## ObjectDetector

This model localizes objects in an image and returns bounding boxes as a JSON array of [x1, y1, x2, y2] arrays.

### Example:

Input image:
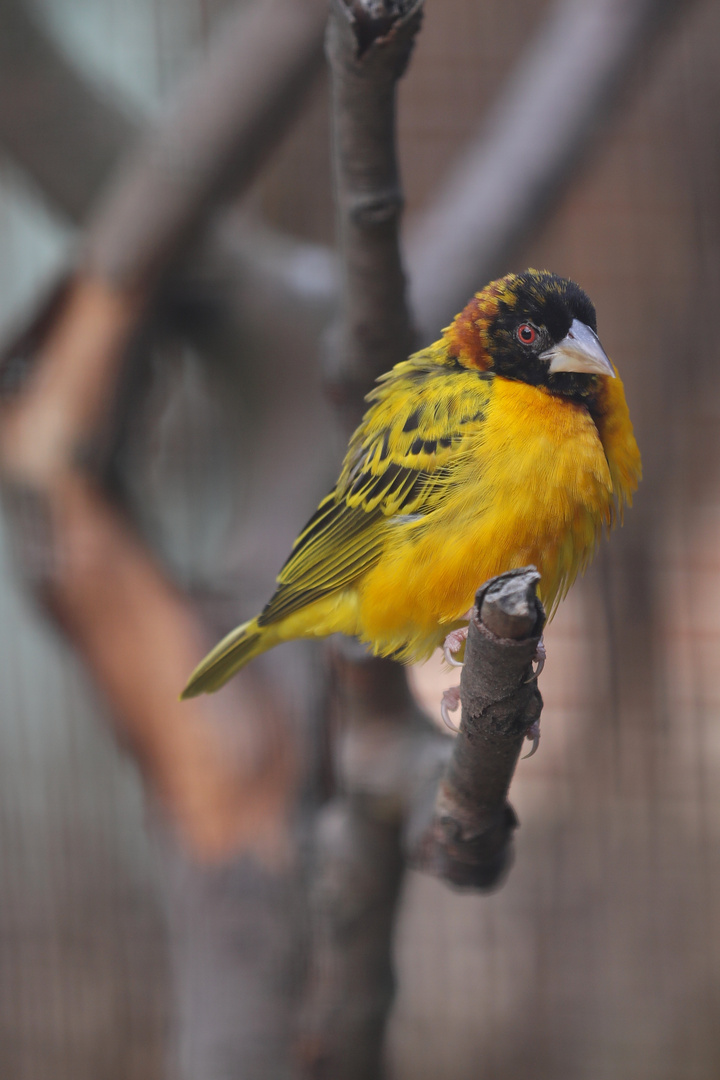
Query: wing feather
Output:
[[258, 353, 492, 628]]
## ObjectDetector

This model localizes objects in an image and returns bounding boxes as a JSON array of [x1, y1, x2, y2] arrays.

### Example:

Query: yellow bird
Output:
[[182, 269, 641, 699]]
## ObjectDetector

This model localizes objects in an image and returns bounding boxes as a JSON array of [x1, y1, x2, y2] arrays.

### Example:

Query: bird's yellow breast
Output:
[[357, 377, 614, 658]]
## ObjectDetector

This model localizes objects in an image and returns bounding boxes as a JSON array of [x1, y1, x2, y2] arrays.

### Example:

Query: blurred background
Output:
[[0, 0, 719, 1077]]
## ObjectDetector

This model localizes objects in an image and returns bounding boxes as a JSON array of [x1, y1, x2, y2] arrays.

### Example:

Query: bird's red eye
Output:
[[517, 323, 536, 345]]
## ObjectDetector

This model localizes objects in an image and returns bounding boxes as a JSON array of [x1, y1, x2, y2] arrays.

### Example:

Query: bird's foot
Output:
[[440, 685, 461, 732], [522, 637, 545, 756], [442, 610, 474, 667], [525, 635, 546, 682], [522, 719, 541, 759], [443, 628, 467, 668]]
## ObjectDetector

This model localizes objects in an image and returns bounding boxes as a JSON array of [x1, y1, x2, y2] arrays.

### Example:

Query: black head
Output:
[[445, 269, 614, 401]]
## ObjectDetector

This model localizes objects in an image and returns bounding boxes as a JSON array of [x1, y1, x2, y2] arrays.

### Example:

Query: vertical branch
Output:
[[300, 782, 404, 1078], [301, 2, 424, 1077], [324, 0, 422, 419]]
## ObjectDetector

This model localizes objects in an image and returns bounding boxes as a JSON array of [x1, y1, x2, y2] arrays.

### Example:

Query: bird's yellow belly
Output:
[[357, 380, 614, 659]]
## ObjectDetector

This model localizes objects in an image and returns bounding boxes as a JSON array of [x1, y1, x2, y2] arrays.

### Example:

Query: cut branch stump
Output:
[[413, 567, 545, 889]]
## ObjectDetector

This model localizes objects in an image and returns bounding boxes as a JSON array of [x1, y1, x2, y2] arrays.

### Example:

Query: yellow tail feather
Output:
[[181, 618, 268, 698]]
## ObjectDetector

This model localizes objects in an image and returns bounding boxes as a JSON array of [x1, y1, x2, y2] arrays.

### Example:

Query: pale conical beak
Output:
[[541, 319, 615, 378]]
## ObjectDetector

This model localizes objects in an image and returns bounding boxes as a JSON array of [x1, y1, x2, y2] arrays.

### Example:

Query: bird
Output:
[[181, 269, 641, 703]]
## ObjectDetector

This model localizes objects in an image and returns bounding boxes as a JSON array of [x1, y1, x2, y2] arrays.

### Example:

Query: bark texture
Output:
[[324, 0, 422, 416], [299, 3, 425, 1076], [414, 569, 545, 889]]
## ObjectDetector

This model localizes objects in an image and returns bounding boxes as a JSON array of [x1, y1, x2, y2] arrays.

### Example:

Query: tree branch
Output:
[[0, 0, 330, 860], [0, 0, 137, 223], [409, 0, 690, 335], [0, 0, 336, 351], [411, 569, 545, 889], [299, 793, 404, 1079], [299, 2, 425, 1075], [86, 0, 327, 292], [323, 0, 421, 418], [298, 646, 445, 1079]]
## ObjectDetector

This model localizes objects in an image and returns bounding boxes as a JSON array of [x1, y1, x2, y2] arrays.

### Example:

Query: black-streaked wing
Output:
[[258, 360, 491, 628]]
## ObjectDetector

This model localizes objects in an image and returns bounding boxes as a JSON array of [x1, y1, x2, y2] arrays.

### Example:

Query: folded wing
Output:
[[258, 355, 491, 628]]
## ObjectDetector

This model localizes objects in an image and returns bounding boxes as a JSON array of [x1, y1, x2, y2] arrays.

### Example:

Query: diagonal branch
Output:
[[0, 0, 137, 222], [411, 569, 545, 889], [86, 0, 327, 292], [0, 0, 329, 861], [409, 0, 690, 335], [0, 288, 296, 863], [0, 0, 334, 348]]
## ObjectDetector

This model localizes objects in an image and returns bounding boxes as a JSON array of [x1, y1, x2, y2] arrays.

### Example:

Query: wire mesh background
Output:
[[1, 0, 720, 1077]]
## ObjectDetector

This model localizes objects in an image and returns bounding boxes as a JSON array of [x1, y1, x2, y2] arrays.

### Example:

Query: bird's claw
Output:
[[440, 685, 461, 732], [443, 626, 468, 668], [522, 719, 541, 759], [525, 635, 546, 683]]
